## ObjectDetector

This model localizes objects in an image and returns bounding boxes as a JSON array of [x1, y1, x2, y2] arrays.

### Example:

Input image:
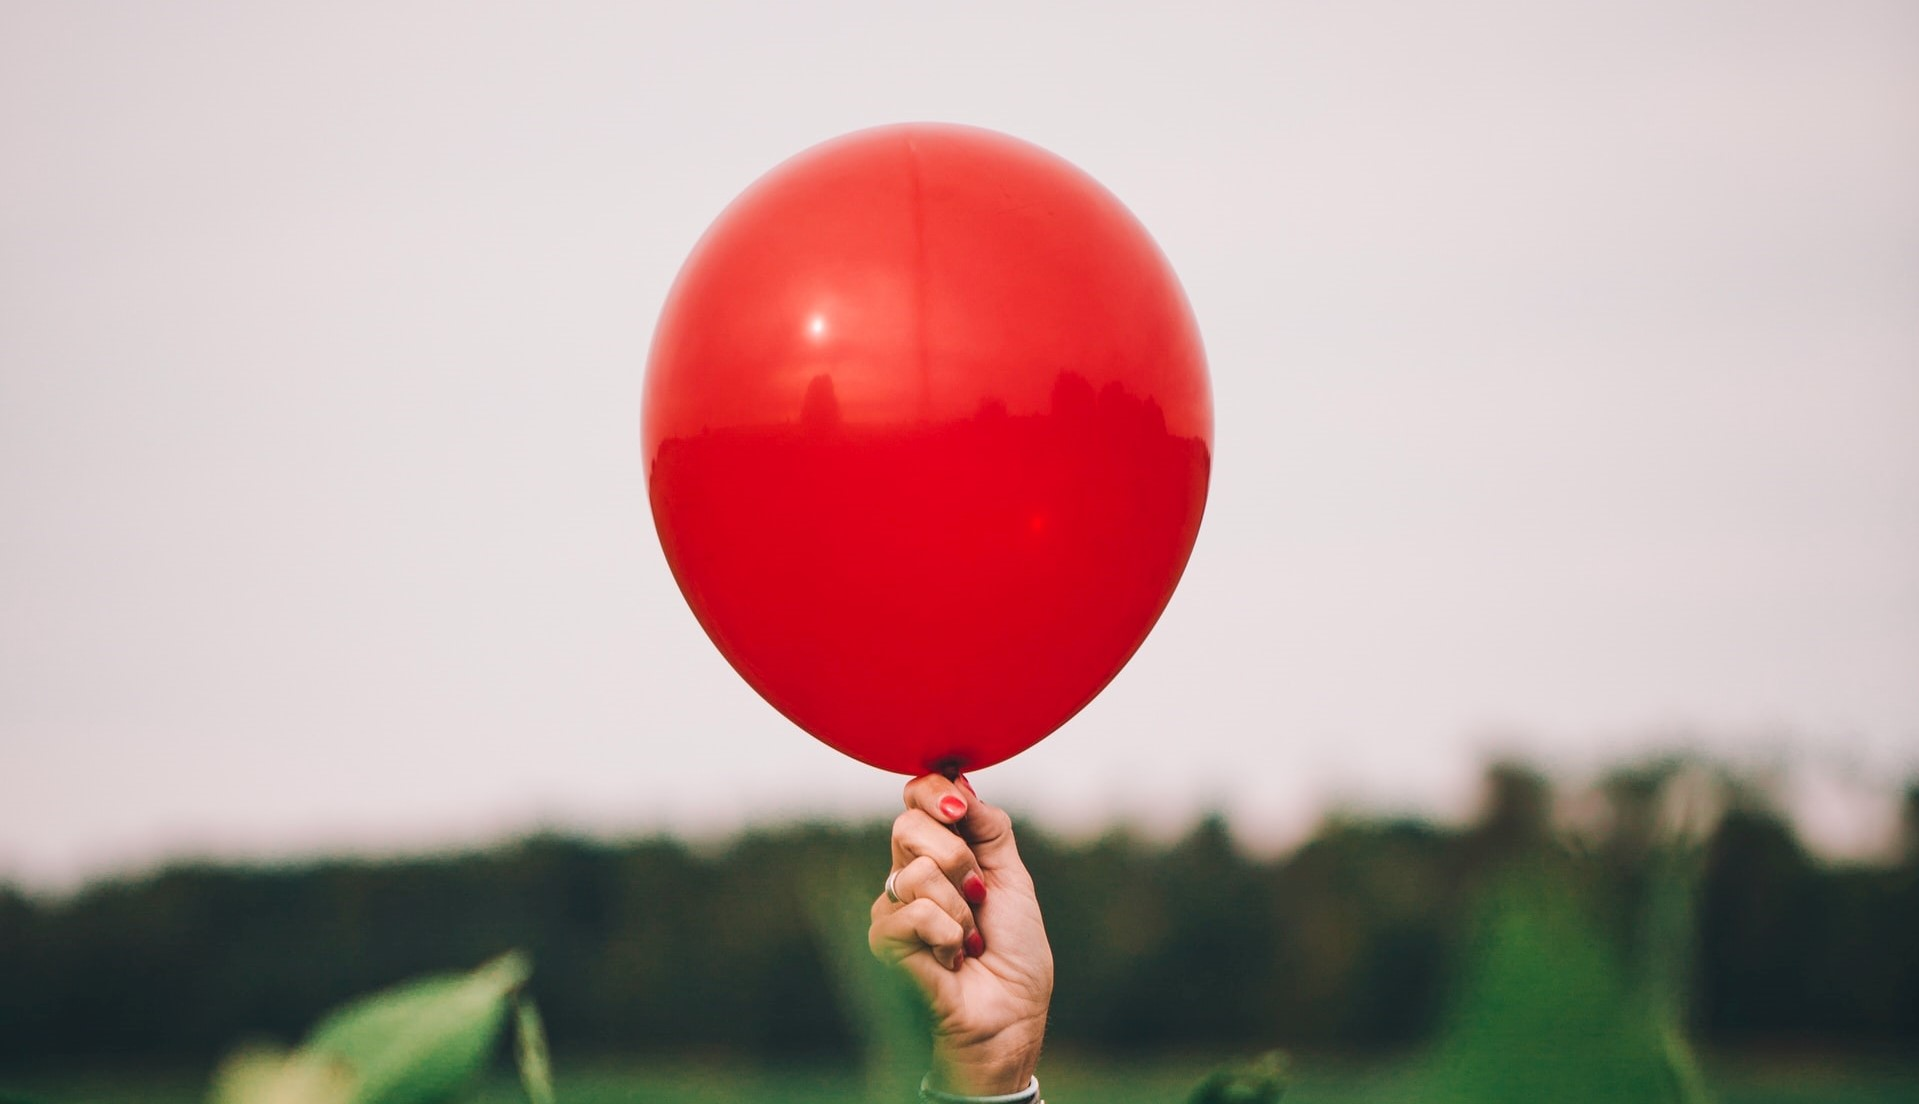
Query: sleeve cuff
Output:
[[919, 1073, 1041, 1104]]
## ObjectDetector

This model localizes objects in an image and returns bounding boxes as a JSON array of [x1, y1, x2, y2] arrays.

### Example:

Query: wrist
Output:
[[930, 1022, 1044, 1097]]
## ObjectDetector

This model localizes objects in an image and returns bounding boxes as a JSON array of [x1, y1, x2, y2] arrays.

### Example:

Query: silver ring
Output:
[[884, 869, 903, 905]]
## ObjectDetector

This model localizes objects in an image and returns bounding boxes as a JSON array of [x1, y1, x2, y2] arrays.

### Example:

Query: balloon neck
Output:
[[931, 758, 964, 781]]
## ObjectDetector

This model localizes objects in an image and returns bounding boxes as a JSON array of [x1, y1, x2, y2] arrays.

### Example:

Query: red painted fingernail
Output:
[[956, 774, 977, 797], [939, 795, 967, 821], [951, 947, 966, 970], [963, 873, 987, 904], [965, 930, 985, 958]]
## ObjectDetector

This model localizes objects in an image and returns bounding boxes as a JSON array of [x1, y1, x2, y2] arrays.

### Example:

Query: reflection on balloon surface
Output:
[[645, 124, 1211, 775]]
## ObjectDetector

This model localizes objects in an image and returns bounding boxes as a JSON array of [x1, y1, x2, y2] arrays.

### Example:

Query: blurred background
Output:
[[2, 2, 1915, 1100]]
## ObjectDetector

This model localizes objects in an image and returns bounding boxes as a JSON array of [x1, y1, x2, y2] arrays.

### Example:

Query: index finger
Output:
[[903, 772, 1021, 870]]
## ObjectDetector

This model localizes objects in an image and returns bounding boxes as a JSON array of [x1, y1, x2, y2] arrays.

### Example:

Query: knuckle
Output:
[[896, 808, 937, 842], [905, 898, 959, 944], [903, 854, 941, 888], [902, 774, 945, 812], [934, 832, 973, 870]]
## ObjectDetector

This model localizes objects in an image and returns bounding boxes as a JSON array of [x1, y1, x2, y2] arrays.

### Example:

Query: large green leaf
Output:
[[298, 952, 528, 1104]]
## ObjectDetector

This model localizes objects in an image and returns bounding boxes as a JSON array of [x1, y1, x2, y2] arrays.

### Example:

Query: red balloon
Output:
[[644, 123, 1211, 775]]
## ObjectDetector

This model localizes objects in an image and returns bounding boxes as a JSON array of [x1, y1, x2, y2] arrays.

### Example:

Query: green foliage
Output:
[[1424, 869, 1708, 1104], [513, 998, 554, 1104], [802, 865, 933, 1104], [209, 953, 548, 1104], [307, 952, 523, 1103], [210, 1049, 355, 1104], [1184, 1051, 1289, 1104], [1420, 761, 1723, 1103], [1, 758, 1913, 1081]]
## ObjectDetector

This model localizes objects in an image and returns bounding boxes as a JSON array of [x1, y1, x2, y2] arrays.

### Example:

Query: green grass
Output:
[[8, 1055, 1918, 1104]]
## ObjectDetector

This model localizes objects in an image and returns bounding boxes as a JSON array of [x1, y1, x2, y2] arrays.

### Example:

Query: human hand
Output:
[[869, 773, 1054, 1097]]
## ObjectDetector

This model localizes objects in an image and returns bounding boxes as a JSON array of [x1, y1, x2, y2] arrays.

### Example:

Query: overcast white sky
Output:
[[3, 2, 1916, 890]]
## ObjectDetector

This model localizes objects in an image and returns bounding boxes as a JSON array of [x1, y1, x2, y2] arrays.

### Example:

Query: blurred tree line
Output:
[[0, 760, 1914, 1070]]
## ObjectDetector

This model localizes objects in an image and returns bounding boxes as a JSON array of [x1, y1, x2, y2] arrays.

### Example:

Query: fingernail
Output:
[[963, 873, 987, 905], [965, 930, 985, 958], [951, 947, 966, 970], [957, 774, 977, 797], [938, 795, 967, 821]]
